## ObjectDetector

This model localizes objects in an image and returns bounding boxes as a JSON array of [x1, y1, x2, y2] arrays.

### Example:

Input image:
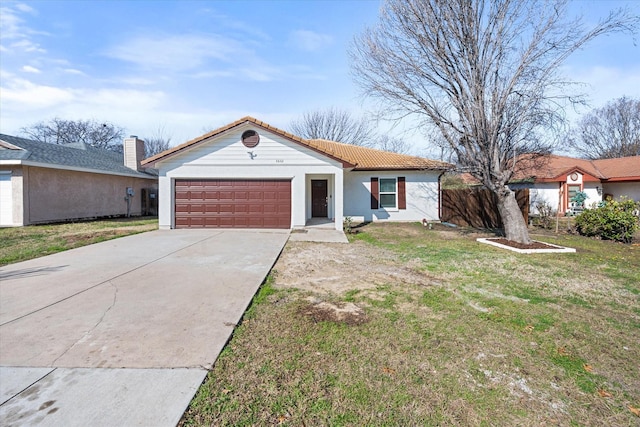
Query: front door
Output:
[[311, 180, 328, 217]]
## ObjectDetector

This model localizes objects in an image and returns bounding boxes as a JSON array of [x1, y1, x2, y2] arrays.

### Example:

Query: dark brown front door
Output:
[[311, 180, 328, 217]]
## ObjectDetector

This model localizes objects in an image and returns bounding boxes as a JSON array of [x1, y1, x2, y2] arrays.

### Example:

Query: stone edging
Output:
[[476, 238, 576, 254]]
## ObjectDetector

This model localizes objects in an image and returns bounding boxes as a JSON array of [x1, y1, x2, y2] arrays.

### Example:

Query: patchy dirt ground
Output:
[[272, 240, 437, 295]]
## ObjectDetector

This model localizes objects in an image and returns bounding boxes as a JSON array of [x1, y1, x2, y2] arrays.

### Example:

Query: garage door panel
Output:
[[248, 204, 264, 213], [175, 179, 291, 229]]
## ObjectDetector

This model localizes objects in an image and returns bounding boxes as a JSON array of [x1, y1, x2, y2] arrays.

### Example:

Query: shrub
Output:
[[343, 216, 354, 234], [574, 197, 640, 243], [533, 201, 556, 229]]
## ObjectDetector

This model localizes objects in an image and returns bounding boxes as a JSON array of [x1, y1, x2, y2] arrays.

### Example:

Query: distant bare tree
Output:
[[290, 108, 376, 146], [21, 118, 125, 152], [143, 126, 173, 157], [374, 134, 412, 154], [569, 96, 640, 159], [351, 0, 638, 243]]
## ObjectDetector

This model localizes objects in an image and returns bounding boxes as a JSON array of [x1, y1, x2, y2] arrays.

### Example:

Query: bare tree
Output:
[[569, 96, 640, 159], [374, 134, 412, 154], [350, 0, 638, 243], [290, 107, 415, 153], [21, 118, 125, 152], [289, 107, 376, 146], [143, 125, 173, 158]]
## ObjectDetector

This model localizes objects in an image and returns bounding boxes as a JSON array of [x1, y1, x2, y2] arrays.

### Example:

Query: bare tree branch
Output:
[[20, 117, 125, 152], [569, 96, 640, 159], [290, 107, 417, 154], [289, 107, 376, 147], [350, 0, 638, 243], [143, 125, 173, 158], [374, 134, 413, 155]]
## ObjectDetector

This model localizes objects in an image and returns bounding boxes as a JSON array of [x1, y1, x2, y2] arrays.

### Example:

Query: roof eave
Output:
[[352, 166, 451, 172], [3, 160, 157, 179], [142, 116, 357, 168], [602, 175, 640, 182]]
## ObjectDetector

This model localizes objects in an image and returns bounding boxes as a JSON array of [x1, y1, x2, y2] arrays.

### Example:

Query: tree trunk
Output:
[[496, 186, 532, 244]]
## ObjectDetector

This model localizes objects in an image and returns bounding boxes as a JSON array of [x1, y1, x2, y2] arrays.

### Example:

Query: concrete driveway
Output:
[[0, 229, 289, 426]]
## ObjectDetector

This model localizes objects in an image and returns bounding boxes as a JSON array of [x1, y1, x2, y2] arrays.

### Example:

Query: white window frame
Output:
[[378, 177, 397, 210]]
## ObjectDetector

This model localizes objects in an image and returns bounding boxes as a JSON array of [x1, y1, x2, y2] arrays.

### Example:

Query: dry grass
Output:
[[181, 222, 640, 426], [0, 217, 158, 266]]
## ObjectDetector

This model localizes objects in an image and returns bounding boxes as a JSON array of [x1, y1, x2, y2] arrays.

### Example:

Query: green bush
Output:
[[574, 197, 640, 243]]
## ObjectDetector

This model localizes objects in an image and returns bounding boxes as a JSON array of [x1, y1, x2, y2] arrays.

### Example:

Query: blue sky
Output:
[[1, 0, 639, 155]]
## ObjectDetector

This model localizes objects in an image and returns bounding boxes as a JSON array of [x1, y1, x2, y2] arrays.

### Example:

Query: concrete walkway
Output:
[[0, 229, 289, 426], [289, 218, 349, 243]]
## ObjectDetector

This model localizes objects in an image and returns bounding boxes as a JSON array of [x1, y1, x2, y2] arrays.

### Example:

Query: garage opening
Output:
[[175, 179, 291, 229]]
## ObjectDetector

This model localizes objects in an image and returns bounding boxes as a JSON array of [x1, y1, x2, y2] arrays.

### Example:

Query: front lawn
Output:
[[0, 217, 158, 266], [181, 222, 640, 426]]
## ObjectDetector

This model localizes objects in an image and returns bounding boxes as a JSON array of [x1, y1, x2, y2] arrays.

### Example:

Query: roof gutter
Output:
[[438, 171, 446, 221]]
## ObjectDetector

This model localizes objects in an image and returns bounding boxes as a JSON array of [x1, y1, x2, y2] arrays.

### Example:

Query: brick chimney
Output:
[[124, 135, 145, 171]]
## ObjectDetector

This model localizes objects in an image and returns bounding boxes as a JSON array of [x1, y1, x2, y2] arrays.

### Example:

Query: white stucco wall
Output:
[[155, 124, 344, 230], [603, 182, 640, 202], [581, 183, 602, 209], [512, 170, 607, 215], [511, 182, 559, 215], [344, 170, 441, 222]]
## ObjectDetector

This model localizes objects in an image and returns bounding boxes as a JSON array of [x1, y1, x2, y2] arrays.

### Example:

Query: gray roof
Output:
[[0, 134, 156, 178]]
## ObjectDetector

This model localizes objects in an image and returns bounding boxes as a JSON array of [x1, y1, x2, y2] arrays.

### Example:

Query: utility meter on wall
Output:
[[127, 187, 134, 196]]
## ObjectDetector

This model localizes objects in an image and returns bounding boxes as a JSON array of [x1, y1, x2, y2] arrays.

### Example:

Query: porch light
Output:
[[596, 186, 602, 196]]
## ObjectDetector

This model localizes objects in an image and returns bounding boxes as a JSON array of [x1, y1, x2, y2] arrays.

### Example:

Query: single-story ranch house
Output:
[[508, 154, 640, 215], [0, 135, 158, 226], [142, 116, 452, 230]]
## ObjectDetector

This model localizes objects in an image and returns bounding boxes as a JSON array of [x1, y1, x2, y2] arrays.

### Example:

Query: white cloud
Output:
[[63, 68, 86, 75], [14, 3, 36, 14], [10, 39, 45, 53], [190, 70, 235, 79], [0, 73, 166, 135], [117, 76, 159, 86], [106, 33, 240, 71], [105, 32, 283, 82], [1, 77, 74, 110], [239, 63, 282, 82], [0, 3, 45, 53], [0, 5, 24, 40], [21, 65, 40, 73], [289, 30, 333, 52], [198, 8, 271, 42]]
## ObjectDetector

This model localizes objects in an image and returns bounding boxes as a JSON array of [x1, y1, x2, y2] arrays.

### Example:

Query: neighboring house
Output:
[[508, 154, 640, 215], [0, 135, 158, 226], [141, 116, 452, 230]]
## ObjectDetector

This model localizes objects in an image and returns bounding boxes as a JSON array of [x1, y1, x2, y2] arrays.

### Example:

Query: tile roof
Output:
[[0, 134, 156, 178], [513, 154, 640, 182], [142, 116, 453, 171], [458, 154, 640, 185], [306, 138, 451, 170], [590, 156, 640, 181]]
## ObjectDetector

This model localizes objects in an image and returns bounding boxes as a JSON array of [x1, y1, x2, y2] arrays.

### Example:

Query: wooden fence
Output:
[[441, 188, 529, 228]]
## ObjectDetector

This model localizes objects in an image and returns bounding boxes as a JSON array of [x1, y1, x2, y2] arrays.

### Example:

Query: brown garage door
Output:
[[175, 179, 291, 229]]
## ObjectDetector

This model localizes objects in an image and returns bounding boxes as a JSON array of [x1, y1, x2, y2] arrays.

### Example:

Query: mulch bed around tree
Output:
[[488, 238, 561, 250]]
